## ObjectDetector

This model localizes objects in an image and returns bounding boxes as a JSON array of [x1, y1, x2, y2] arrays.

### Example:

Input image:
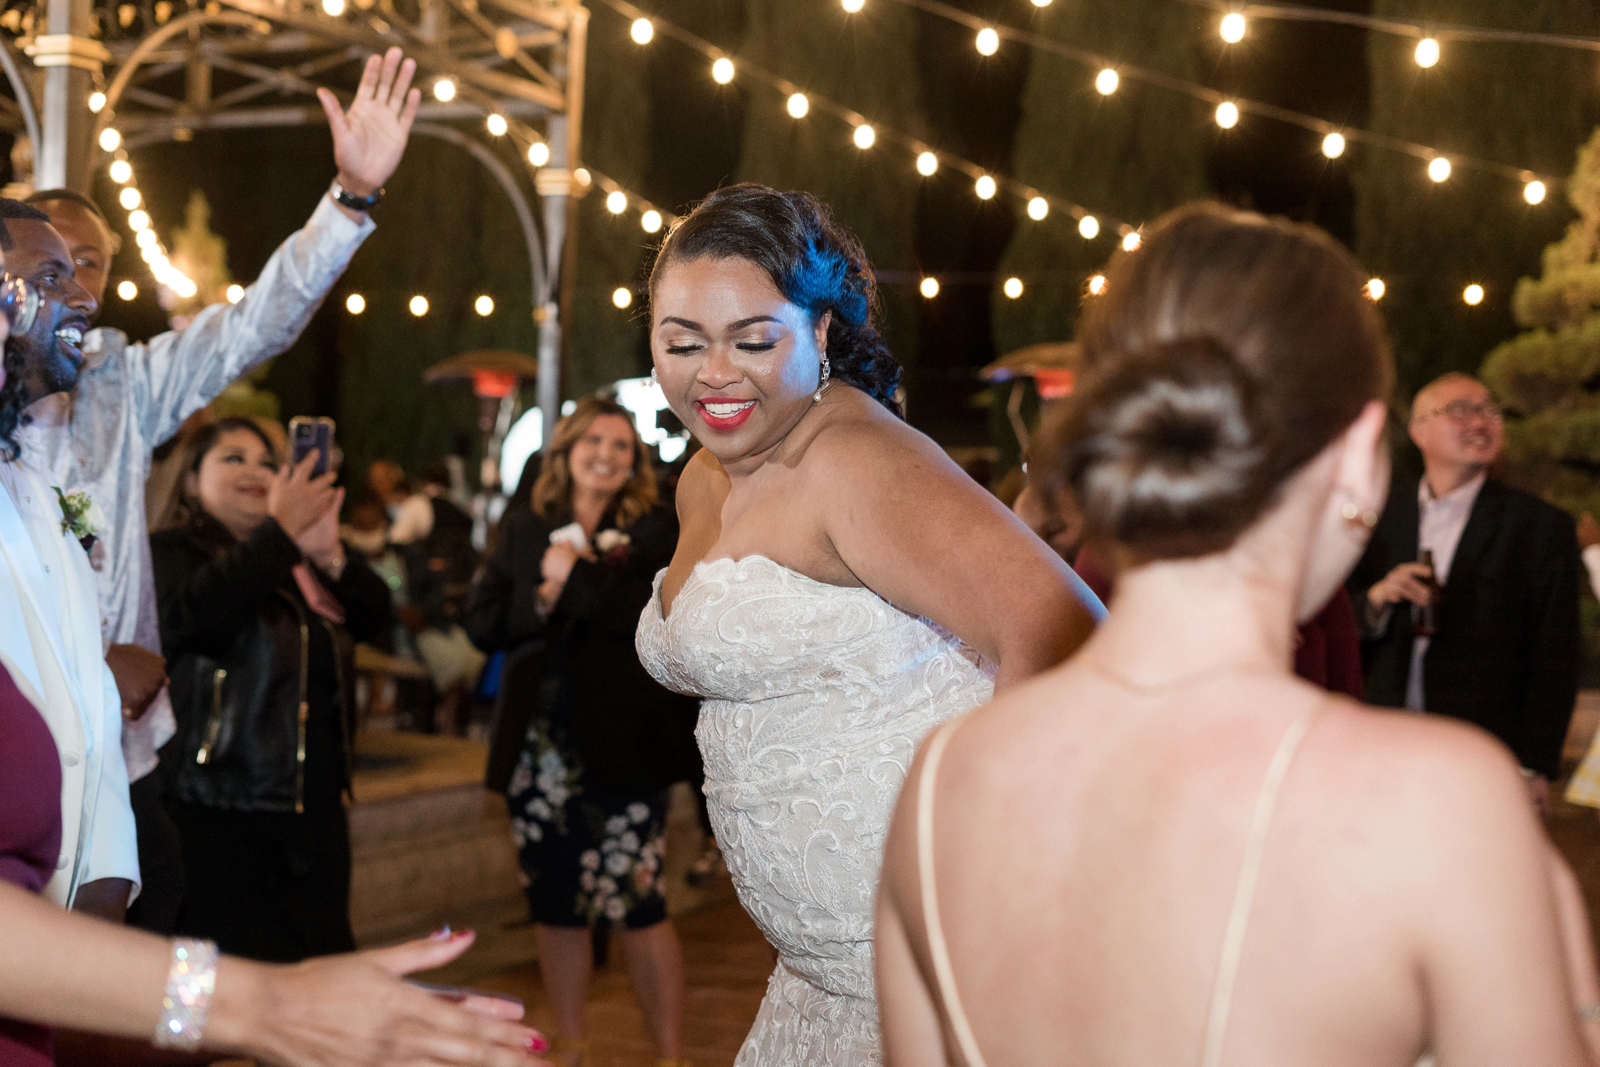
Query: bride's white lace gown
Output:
[[637, 555, 995, 1065]]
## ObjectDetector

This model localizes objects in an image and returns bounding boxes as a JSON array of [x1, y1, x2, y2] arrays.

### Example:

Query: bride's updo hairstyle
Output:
[[648, 183, 903, 414], [1041, 202, 1393, 561]]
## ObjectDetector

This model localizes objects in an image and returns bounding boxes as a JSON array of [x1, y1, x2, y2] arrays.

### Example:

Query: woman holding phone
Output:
[[152, 417, 392, 961]]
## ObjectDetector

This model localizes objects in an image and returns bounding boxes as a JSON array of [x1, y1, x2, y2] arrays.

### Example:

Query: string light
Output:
[[1525, 179, 1547, 205], [1030, 0, 1051, 6], [630, 17, 653, 44], [853, 124, 876, 149], [1003, 277, 1024, 299], [1365, 278, 1385, 301], [1121, 231, 1142, 252], [787, 93, 810, 119], [528, 142, 550, 167], [410, 295, 429, 316], [712, 57, 735, 84], [1027, 196, 1048, 220], [1078, 215, 1100, 240], [432, 78, 456, 102], [1094, 68, 1119, 95], [1322, 132, 1346, 159], [346, 293, 366, 314], [612, 287, 633, 309], [1219, 12, 1247, 43], [88, 91, 106, 113], [1414, 37, 1440, 68], [321, 0, 344, 15], [641, 209, 663, 233], [118, 187, 141, 210], [920, 277, 940, 299], [842, 0, 864, 11], [606, 190, 628, 214], [98, 127, 121, 152], [475, 295, 494, 316], [1087, 274, 1107, 296], [916, 151, 938, 176], [1428, 156, 1452, 183], [135, 228, 157, 250], [117, 280, 137, 300], [486, 113, 508, 137], [975, 175, 997, 200], [127, 209, 150, 231], [109, 159, 132, 184], [1463, 283, 1484, 305], [976, 27, 999, 56], [225, 284, 244, 304], [1215, 101, 1239, 129]]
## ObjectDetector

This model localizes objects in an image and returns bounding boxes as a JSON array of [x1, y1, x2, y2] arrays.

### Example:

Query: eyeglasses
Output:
[[0, 274, 38, 335], [1418, 399, 1503, 423]]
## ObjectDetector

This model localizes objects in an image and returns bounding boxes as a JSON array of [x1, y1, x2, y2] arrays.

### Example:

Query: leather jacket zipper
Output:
[[195, 668, 227, 764], [295, 612, 310, 814], [320, 618, 354, 787]]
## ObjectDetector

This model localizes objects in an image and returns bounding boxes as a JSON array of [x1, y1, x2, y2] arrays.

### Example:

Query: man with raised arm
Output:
[[17, 47, 420, 929]]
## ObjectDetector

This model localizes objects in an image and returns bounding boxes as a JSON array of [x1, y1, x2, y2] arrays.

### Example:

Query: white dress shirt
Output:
[[1405, 472, 1488, 711], [19, 194, 376, 783]]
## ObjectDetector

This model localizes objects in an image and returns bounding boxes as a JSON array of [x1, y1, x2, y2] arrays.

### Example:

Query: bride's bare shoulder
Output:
[[798, 389, 965, 486], [675, 448, 730, 521]]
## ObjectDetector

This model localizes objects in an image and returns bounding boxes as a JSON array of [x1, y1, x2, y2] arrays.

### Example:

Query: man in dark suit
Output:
[[1348, 372, 1580, 812]]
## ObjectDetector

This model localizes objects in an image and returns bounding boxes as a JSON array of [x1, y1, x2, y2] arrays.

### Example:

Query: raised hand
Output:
[[317, 47, 422, 202], [269, 452, 341, 542]]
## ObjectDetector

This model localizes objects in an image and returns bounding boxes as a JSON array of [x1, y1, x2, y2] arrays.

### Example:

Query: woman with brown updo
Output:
[[876, 203, 1600, 1066], [467, 397, 698, 1067]]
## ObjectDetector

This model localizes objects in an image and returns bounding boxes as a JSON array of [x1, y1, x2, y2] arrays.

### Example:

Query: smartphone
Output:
[[288, 416, 336, 477]]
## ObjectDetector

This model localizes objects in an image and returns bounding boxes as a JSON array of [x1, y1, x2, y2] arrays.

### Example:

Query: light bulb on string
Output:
[[1365, 278, 1385, 301], [346, 293, 366, 315], [109, 159, 132, 184], [1003, 277, 1024, 299], [1215, 101, 1239, 129], [1415, 37, 1440, 68], [975, 175, 997, 200], [1030, 0, 1051, 6], [527, 142, 550, 167], [119, 186, 141, 210], [712, 57, 735, 84], [135, 228, 157, 250], [226, 284, 244, 304], [920, 277, 940, 299], [1463, 283, 1484, 306], [1220, 12, 1246, 43], [1322, 132, 1346, 159], [321, 0, 344, 15], [1027, 197, 1048, 220], [1525, 179, 1547, 205], [117, 280, 137, 301], [475, 295, 494, 316], [787, 93, 810, 119], [641, 210, 663, 234], [1087, 274, 1107, 296], [1094, 68, 1119, 95], [841, 0, 864, 12], [1122, 231, 1142, 252], [409, 295, 429, 317], [916, 151, 938, 176], [574, 168, 591, 187], [486, 113, 508, 137], [606, 190, 628, 214], [612, 287, 633, 309], [140, 246, 158, 265], [99, 127, 121, 152], [630, 17, 653, 44], [128, 209, 150, 231], [853, 124, 876, 149], [88, 91, 106, 113], [976, 28, 999, 56], [432, 78, 456, 102], [1428, 156, 1452, 183], [1078, 215, 1100, 240]]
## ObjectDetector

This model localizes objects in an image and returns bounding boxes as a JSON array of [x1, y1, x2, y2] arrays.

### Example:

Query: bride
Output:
[[636, 183, 1102, 1065]]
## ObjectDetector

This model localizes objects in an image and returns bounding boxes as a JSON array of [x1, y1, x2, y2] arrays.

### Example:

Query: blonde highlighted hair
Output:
[[532, 396, 658, 529]]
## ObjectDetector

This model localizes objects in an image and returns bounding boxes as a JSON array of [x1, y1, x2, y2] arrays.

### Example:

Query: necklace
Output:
[[1081, 654, 1282, 696]]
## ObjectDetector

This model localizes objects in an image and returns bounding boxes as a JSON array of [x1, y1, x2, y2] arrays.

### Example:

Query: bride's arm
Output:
[[818, 422, 1100, 690]]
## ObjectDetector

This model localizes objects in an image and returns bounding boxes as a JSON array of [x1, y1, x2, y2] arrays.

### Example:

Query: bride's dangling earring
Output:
[[650, 366, 659, 386], [813, 353, 831, 403]]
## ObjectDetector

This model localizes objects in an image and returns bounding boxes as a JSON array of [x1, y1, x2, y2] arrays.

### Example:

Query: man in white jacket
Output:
[[17, 47, 420, 926]]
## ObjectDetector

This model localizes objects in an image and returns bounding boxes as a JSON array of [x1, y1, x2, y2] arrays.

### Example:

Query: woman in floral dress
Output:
[[467, 398, 700, 1067]]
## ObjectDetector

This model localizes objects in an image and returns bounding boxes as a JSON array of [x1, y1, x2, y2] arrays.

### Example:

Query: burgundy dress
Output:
[[0, 665, 63, 1067]]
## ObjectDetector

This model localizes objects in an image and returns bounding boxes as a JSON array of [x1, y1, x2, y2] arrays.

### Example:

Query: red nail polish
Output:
[[526, 1035, 548, 1052], [451, 928, 475, 941]]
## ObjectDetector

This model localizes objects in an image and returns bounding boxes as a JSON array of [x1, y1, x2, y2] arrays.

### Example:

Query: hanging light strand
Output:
[[103, 151, 198, 299]]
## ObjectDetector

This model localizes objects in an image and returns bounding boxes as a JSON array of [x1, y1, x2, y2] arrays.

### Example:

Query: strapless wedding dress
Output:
[[637, 555, 995, 1065]]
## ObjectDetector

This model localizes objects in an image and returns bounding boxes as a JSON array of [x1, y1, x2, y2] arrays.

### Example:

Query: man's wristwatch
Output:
[[330, 180, 384, 212]]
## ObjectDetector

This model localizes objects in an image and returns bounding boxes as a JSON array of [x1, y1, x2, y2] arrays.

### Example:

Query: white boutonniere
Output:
[[594, 530, 631, 553], [53, 487, 104, 552]]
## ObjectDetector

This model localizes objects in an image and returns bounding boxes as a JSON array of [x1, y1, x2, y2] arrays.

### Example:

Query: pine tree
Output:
[[1481, 127, 1600, 518], [991, 0, 1209, 359]]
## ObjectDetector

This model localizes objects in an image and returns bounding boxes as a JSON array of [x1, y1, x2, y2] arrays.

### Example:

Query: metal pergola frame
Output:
[[0, 0, 587, 442]]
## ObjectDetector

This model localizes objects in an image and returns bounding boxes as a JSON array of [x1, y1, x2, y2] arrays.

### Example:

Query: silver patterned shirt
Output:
[[18, 194, 376, 782]]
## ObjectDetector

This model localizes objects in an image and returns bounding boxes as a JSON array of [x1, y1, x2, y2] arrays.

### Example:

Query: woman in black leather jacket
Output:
[[152, 417, 391, 962]]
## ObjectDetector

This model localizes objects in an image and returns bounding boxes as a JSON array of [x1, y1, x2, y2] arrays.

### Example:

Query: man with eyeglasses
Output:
[[1349, 372, 1580, 813]]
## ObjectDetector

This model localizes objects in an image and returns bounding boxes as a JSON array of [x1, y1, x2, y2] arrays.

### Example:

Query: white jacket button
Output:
[[62, 751, 80, 767]]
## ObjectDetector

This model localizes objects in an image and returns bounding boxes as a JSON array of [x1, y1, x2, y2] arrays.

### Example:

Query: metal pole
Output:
[[30, 0, 105, 191]]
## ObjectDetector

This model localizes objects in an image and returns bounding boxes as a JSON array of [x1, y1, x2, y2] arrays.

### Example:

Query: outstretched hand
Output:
[[317, 47, 421, 202]]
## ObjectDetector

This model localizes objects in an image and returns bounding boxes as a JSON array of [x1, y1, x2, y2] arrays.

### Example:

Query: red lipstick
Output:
[[696, 399, 756, 432]]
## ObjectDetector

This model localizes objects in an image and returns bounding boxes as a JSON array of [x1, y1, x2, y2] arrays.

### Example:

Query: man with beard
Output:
[[1348, 372, 1580, 813], [0, 199, 138, 917], [16, 46, 420, 929]]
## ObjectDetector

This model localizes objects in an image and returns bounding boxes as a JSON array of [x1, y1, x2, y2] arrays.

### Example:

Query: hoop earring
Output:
[[1340, 498, 1378, 530], [813, 353, 831, 403], [650, 366, 658, 386]]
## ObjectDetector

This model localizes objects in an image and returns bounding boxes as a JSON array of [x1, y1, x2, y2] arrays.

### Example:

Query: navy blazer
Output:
[[1346, 477, 1581, 779]]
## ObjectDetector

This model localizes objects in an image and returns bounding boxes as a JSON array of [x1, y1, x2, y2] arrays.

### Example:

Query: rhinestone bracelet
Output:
[[152, 938, 218, 1051]]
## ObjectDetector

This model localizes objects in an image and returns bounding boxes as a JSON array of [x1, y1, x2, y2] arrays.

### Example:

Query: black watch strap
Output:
[[330, 180, 384, 211]]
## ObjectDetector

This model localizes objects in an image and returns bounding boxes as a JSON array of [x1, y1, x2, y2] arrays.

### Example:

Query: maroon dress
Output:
[[0, 665, 64, 1067]]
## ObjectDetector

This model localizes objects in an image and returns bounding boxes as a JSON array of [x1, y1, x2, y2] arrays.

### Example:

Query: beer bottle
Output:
[[1413, 548, 1440, 637]]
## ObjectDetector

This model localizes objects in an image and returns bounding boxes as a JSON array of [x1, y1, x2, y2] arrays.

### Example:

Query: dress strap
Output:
[[1199, 706, 1322, 1067], [916, 717, 989, 1067]]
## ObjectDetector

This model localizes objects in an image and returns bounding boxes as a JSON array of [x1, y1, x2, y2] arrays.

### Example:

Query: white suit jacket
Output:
[[0, 461, 138, 907]]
